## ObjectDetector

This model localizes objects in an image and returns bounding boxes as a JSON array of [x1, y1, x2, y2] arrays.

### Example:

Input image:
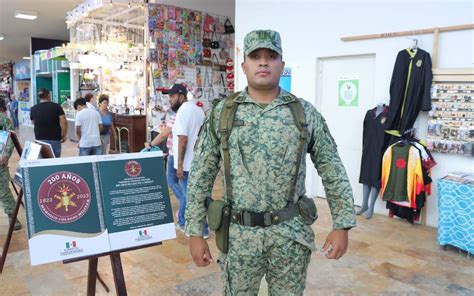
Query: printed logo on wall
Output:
[[279, 67, 291, 92], [37, 171, 91, 224], [338, 77, 359, 107]]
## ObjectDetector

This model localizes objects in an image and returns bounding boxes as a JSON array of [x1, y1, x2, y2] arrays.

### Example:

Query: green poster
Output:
[[22, 156, 110, 266], [23, 162, 105, 235], [96, 152, 175, 251], [21, 152, 176, 265], [338, 78, 359, 107]]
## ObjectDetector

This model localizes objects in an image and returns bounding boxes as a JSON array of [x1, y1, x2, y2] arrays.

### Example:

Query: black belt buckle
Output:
[[235, 210, 276, 227], [263, 212, 273, 227], [243, 211, 252, 226], [252, 212, 265, 227]]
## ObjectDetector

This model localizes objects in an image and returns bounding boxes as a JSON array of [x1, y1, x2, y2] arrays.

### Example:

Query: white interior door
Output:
[[313, 54, 376, 207]]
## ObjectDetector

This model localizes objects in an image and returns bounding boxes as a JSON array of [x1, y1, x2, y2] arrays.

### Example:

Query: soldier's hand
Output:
[[322, 229, 349, 260], [190, 236, 213, 267]]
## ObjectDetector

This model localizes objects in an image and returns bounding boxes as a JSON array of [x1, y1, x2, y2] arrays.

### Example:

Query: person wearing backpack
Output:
[[185, 30, 356, 295]]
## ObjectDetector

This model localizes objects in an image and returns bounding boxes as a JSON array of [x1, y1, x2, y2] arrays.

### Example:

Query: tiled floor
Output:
[[0, 126, 473, 295]]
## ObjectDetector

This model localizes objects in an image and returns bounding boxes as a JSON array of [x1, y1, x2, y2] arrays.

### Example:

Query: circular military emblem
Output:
[[125, 160, 141, 177], [37, 172, 91, 224], [416, 60, 422, 67]]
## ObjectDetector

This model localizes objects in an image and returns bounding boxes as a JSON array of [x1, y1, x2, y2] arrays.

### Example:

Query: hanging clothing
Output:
[[359, 105, 389, 189], [381, 143, 424, 208], [380, 139, 436, 223], [386, 48, 433, 133]]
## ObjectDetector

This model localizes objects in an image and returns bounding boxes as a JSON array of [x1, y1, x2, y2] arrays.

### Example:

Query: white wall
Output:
[[236, 0, 474, 227]]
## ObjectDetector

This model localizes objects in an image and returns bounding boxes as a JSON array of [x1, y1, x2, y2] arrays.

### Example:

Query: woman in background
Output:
[[97, 94, 117, 154]]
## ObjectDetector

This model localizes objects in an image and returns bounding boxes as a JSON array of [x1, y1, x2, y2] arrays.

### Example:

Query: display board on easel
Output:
[[21, 151, 175, 266]]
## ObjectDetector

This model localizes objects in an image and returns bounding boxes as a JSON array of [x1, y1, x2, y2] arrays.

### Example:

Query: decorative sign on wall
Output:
[[14, 60, 31, 80], [279, 67, 292, 92], [338, 76, 359, 107]]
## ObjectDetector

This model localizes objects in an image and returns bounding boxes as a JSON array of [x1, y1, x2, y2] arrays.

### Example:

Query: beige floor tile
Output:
[[0, 126, 472, 295]]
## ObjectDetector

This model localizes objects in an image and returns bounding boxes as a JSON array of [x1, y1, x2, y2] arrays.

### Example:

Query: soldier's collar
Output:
[[236, 87, 295, 104]]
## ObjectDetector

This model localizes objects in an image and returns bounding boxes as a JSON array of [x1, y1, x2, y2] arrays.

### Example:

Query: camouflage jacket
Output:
[[0, 112, 14, 159], [185, 89, 356, 251]]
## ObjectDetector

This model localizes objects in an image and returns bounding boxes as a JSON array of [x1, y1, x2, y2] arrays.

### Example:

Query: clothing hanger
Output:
[[392, 128, 417, 147], [405, 37, 418, 53]]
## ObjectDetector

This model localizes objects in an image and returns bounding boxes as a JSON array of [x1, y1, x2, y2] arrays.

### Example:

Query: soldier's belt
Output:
[[230, 203, 299, 227]]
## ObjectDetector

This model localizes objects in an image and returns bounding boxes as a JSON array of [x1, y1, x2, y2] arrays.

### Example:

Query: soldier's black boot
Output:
[[8, 214, 22, 231]]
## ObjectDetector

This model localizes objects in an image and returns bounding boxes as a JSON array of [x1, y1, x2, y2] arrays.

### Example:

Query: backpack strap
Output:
[[219, 92, 240, 203], [286, 95, 308, 202], [212, 92, 307, 204]]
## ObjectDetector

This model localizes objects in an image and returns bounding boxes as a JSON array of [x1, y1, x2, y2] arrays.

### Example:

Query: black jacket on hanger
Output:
[[386, 48, 433, 133]]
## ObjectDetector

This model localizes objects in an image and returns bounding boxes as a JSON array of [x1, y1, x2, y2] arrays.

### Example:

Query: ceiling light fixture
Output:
[[0, 35, 4, 41], [14, 10, 38, 20], [23, 57, 31, 60]]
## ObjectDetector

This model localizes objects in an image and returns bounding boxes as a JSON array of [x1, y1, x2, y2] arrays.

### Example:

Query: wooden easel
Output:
[[0, 133, 59, 273], [63, 242, 162, 296]]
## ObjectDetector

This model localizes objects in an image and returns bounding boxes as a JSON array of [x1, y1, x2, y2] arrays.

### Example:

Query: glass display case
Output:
[[62, 100, 76, 120]]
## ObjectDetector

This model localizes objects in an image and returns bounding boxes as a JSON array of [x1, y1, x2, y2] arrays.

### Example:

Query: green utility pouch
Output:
[[205, 197, 231, 253], [297, 196, 318, 225], [208, 199, 228, 231]]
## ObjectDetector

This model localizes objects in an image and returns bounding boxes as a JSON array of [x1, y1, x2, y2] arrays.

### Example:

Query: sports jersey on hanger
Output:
[[381, 143, 424, 208]]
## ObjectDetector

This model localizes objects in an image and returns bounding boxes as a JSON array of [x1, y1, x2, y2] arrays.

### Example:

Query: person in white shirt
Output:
[[74, 98, 103, 156], [165, 84, 208, 238], [84, 93, 97, 109]]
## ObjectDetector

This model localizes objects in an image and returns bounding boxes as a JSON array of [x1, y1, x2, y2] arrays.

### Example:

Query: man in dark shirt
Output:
[[30, 88, 67, 157]]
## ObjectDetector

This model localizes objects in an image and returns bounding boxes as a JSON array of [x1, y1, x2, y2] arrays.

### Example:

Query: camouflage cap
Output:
[[243, 30, 282, 56]]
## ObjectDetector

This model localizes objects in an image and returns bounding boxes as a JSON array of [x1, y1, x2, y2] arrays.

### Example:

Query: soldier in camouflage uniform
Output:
[[0, 99, 21, 230], [185, 30, 356, 295]]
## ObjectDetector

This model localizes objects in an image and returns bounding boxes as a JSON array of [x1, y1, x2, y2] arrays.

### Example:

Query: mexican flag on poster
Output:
[[22, 152, 175, 266]]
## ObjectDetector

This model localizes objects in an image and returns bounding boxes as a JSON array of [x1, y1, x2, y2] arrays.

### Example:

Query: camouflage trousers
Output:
[[0, 166, 15, 215], [218, 226, 311, 296]]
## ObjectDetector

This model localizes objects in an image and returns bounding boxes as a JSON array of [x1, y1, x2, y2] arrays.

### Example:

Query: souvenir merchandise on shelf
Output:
[[63, 1, 234, 151], [442, 171, 474, 185], [65, 3, 147, 119], [0, 62, 13, 101], [427, 82, 474, 156], [148, 4, 235, 112]]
